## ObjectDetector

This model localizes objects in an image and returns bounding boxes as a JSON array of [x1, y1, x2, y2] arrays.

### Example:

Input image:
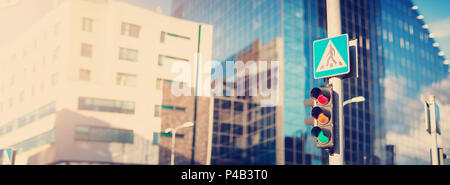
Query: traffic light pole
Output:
[[327, 0, 344, 165]]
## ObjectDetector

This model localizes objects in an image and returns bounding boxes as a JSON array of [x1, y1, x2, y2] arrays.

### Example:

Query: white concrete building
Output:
[[0, 0, 212, 165]]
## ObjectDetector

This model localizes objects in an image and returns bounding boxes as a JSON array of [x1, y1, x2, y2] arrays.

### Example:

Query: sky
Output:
[[413, 0, 450, 62], [0, 0, 448, 61], [105, 0, 172, 15]]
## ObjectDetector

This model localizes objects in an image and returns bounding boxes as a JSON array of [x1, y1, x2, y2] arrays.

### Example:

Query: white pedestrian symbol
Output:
[[316, 41, 347, 72]]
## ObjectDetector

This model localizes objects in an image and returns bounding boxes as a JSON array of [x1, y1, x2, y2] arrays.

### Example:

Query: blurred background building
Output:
[[171, 0, 449, 165], [0, 0, 213, 165], [0, 0, 449, 165]]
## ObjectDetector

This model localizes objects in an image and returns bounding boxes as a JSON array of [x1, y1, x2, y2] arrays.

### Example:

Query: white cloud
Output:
[[429, 17, 450, 38], [383, 75, 450, 164]]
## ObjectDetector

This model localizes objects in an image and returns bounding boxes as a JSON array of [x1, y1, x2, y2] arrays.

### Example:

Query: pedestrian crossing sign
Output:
[[0, 148, 16, 165], [313, 34, 350, 79]]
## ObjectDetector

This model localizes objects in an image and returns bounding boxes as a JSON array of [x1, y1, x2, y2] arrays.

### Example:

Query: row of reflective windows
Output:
[[10, 125, 135, 155], [11, 129, 55, 154], [152, 132, 185, 145], [154, 104, 187, 117], [77, 97, 186, 117], [75, 126, 134, 144], [0, 102, 56, 137], [78, 97, 135, 114]]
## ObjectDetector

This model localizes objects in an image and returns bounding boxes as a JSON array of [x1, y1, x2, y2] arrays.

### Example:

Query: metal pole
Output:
[[205, 97, 215, 165], [326, 0, 344, 165], [191, 24, 202, 165], [428, 96, 439, 165], [171, 129, 176, 165]]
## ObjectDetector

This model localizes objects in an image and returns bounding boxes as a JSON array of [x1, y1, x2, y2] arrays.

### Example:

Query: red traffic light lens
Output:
[[310, 88, 330, 105], [317, 94, 329, 105]]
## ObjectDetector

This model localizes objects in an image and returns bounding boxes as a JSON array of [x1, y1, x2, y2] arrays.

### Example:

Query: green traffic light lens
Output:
[[311, 127, 330, 144], [318, 131, 330, 143]]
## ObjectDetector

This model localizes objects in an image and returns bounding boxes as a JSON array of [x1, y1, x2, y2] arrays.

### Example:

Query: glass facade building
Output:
[[172, 0, 449, 165]]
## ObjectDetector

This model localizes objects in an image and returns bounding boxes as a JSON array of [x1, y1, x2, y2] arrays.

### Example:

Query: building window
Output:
[[81, 43, 93, 58], [153, 132, 159, 145], [156, 78, 163, 90], [78, 97, 135, 114], [162, 105, 174, 110], [119, 47, 138, 62], [158, 54, 188, 66], [166, 32, 190, 40], [175, 107, 186, 112], [161, 105, 186, 112], [75, 126, 134, 144], [53, 47, 59, 62], [160, 31, 190, 42], [121, 22, 141, 38], [158, 55, 164, 66], [37, 102, 56, 119], [160, 31, 165, 43], [82, 17, 93, 32], [388, 32, 393, 43], [51, 73, 58, 87], [79, 69, 91, 81], [116, 73, 137, 87], [154, 105, 161, 117], [160, 132, 184, 138]]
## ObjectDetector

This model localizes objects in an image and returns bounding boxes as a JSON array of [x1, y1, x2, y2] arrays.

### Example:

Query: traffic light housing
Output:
[[304, 86, 334, 150]]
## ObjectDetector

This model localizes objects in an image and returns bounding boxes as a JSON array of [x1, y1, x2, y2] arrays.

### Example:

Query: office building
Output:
[[0, 0, 213, 165], [172, 0, 449, 165]]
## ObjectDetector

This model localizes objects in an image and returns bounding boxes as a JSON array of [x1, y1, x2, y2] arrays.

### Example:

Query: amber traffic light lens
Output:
[[317, 113, 329, 124]]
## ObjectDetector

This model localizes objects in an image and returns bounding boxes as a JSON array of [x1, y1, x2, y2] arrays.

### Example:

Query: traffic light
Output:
[[304, 86, 334, 150]]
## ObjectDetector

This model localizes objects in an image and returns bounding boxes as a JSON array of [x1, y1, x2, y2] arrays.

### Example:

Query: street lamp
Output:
[[343, 96, 365, 107], [165, 122, 194, 165]]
